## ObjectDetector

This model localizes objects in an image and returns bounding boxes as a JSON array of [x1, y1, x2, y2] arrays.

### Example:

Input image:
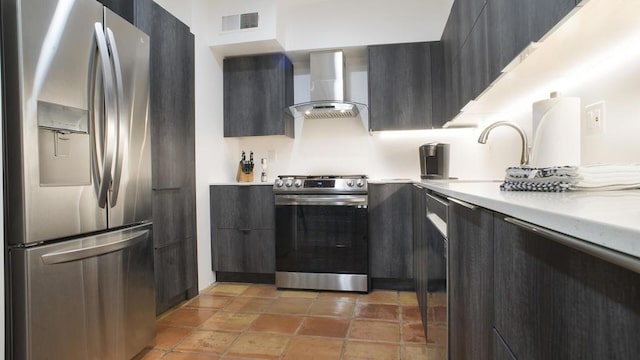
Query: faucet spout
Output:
[[477, 121, 529, 165]]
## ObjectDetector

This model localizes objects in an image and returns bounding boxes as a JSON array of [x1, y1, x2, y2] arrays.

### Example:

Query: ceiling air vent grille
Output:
[[221, 12, 259, 32]]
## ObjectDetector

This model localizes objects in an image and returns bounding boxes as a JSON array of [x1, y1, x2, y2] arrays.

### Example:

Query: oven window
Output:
[[275, 205, 368, 274]]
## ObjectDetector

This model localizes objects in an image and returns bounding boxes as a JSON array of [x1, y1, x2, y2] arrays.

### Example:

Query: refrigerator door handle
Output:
[[105, 27, 126, 207], [90, 22, 117, 209], [40, 229, 149, 265]]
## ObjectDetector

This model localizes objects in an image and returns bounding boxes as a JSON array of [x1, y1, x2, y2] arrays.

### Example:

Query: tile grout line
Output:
[[148, 284, 426, 359]]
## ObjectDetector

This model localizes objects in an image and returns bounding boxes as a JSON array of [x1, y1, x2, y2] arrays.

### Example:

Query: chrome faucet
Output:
[[477, 121, 529, 165]]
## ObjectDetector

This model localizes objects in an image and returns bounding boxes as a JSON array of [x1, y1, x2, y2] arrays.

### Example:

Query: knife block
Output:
[[236, 161, 254, 183]]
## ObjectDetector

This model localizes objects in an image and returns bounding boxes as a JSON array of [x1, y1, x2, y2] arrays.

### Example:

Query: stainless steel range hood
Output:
[[288, 50, 367, 119]]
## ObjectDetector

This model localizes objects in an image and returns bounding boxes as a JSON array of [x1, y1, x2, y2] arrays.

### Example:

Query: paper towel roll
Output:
[[530, 93, 581, 167]]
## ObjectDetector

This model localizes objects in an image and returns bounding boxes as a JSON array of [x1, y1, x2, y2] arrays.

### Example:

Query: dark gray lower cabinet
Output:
[[493, 328, 516, 360], [368, 183, 413, 289], [213, 229, 275, 273], [136, 2, 197, 315], [210, 185, 275, 280], [493, 216, 640, 358], [448, 201, 494, 360]]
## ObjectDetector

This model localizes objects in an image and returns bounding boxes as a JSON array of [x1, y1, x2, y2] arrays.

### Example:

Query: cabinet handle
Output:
[[447, 197, 477, 210], [238, 228, 251, 233], [504, 217, 640, 275]]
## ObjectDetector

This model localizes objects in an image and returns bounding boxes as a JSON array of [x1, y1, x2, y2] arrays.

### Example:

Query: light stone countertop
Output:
[[209, 182, 274, 186], [417, 180, 640, 259]]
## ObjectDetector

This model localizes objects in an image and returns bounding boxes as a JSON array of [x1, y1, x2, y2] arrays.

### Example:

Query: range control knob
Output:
[[285, 179, 294, 187], [356, 179, 365, 187], [274, 179, 284, 187], [346, 180, 355, 187], [294, 179, 303, 187]]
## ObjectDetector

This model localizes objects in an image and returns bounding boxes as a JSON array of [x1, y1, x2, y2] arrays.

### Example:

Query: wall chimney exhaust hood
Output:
[[288, 50, 367, 119]]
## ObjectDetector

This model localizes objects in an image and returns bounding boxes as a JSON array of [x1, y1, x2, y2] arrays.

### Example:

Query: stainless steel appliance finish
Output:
[[288, 51, 368, 119], [276, 272, 368, 293], [419, 143, 450, 179], [2, 0, 153, 358], [425, 192, 449, 359], [274, 175, 368, 195], [275, 175, 369, 292], [11, 224, 154, 360], [3, 1, 152, 245]]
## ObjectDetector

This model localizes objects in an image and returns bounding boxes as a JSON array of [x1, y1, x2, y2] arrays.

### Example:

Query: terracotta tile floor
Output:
[[134, 283, 446, 360]]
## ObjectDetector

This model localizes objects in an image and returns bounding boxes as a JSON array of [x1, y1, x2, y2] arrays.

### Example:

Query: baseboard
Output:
[[370, 278, 415, 291], [216, 271, 275, 284]]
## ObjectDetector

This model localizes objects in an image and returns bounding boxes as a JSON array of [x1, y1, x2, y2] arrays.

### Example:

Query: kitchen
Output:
[[2, 0, 640, 359]]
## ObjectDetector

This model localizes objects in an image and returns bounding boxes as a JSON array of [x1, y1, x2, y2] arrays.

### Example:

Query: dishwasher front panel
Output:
[[10, 223, 155, 360]]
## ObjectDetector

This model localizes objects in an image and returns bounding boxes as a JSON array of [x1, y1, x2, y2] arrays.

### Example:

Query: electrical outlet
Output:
[[585, 101, 605, 135], [267, 149, 277, 162]]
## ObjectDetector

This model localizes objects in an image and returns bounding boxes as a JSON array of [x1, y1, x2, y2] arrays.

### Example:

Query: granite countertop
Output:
[[418, 180, 640, 259]]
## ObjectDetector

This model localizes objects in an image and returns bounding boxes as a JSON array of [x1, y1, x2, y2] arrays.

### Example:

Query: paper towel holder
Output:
[[477, 121, 530, 165]]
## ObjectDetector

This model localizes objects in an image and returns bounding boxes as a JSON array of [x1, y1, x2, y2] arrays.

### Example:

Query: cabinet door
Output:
[[493, 329, 517, 360], [412, 186, 428, 336], [487, 0, 575, 81], [369, 184, 414, 282], [448, 201, 494, 360], [213, 229, 275, 274], [135, 2, 197, 314], [368, 43, 433, 131], [494, 216, 640, 358], [459, 8, 490, 108], [210, 185, 275, 230], [155, 242, 187, 312], [224, 54, 294, 137]]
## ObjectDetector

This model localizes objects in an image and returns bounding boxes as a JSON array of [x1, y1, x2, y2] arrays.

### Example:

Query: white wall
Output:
[[278, 0, 453, 51]]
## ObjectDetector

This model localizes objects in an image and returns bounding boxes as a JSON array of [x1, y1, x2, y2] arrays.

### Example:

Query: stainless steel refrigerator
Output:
[[2, 0, 154, 358]]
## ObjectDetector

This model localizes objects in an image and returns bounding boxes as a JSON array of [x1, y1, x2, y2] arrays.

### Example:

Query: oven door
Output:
[[275, 194, 368, 291]]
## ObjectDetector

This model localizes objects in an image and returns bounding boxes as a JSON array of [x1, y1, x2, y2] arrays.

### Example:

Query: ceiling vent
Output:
[[221, 12, 259, 32]]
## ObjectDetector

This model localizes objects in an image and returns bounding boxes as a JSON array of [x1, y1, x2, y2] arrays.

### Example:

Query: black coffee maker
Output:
[[419, 143, 450, 179]]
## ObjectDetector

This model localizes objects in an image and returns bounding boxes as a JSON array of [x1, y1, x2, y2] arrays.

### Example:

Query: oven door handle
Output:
[[275, 194, 368, 206]]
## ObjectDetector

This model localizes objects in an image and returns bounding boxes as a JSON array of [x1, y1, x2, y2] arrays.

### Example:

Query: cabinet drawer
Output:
[[212, 229, 275, 274], [210, 185, 274, 229], [494, 217, 640, 358]]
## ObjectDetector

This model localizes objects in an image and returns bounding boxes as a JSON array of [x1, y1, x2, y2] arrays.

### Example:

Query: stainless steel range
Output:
[[274, 175, 369, 292]]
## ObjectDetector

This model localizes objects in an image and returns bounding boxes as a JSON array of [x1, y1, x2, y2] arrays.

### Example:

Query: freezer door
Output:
[[2, 0, 106, 244], [104, 8, 152, 227], [10, 223, 156, 360]]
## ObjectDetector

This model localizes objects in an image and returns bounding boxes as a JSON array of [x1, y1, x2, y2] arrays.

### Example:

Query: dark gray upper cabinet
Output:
[[223, 54, 294, 137], [448, 201, 494, 360], [210, 185, 275, 274], [368, 42, 445, 131], [97, 0, 136, 23], [135, 2, 197, 315], [368, 183, 414, 282], [493, 216, 640, 358], [459, 8, 490, 109], [487, 0, 576, 81], [442, 0, 577, 123]]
